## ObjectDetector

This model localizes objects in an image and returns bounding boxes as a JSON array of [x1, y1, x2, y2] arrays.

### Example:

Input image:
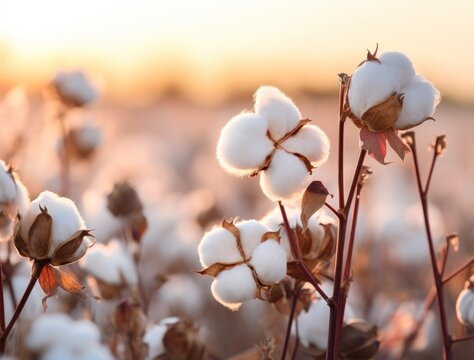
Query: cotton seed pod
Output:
[[107, 182, 144, 218], [114, 299, 147, 338], [162, 319, 204, 360], [456, 276, 474, 327], [339, 320, 379, 360]]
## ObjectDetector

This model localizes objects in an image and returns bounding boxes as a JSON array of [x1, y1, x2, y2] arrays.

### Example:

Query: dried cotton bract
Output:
[[456, 275, 474, 328], [51, 70, 98, 108], [348, 51, 440, 131], [197, 219, 286, 310], [217, 86, 330, 201]]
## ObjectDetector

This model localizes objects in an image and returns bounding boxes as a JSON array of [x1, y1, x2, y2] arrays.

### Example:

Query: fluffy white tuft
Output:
[[260, 150, 309, 202], [348, 60, 398, 119], [250, 240, 287, 283], [52, 70, 98, 106], [282, 124, 330, 166], [216, 113, 273, 176], [20, 191, 93, 259], [254, 86, 301, 140], [237, 220, 270, 257], [0, 161, 16, 204], [456, 288, 474, 326], [211, 264, 257, 310], [394, 76, 441, 130], [198, 226, 241, 268], [79, 240, 137, 286], [143, 318, 180, 360], [378, 52, 416, 91]]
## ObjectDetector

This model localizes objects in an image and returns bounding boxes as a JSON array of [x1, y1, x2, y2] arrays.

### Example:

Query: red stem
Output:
[[0, 261, 4, 331], [280, 285, 302, 360], [409, 134, 452, 360]]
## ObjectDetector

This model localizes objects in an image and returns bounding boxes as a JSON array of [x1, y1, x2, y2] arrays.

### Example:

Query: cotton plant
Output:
[[217, 86, 330, 202], [197, 219, 287, 310]]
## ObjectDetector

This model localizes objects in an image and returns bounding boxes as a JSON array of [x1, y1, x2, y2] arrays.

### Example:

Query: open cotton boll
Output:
[[198, 227, 241, 268], [20, 191, 93, 259], [378, 52, 416, 91], [348, 61, 399, 119], [254, 86, 301, 140], [260, 150, 309, 202], [211, 264, 257, 310], [143, 318, 179, 360], [456, 289, 474, 326], [282, 125, 330, 166], [216, 113, 273, 176], [80, 240, 137, 286], [250, 240, 286, 283], [52, 71, 98, 107], [237, 220, 270, 257], [394, 77, 441, 130], [14, 179, 30, 218]]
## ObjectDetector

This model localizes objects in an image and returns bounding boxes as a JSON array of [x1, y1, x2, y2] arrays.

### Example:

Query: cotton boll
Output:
[[80, 240, 137, 286], [260, 206, 299, 258], [237, 220, 270, 257], [348, 61, 398, 119], [0, 161, 16, 204], [394, 76, 441, 130], [250, 240, 286, 283], [211, 264, 257, 310], [254, 86, 301, 140], [14, 179, 30, 218], [456, 289, 474, 327], [52, 71, 98, 107], [282, 124, 330, 166], [143, 323, 167, 359], [216, 113, 273, 176], [379, 52, 416, 91], [198, 226, 241, 268], [20, 191, 93, 259], [260, 150, 309, 202]]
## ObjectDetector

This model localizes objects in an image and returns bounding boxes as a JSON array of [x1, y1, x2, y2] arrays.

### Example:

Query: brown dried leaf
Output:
[[315, 223, 337, 263], [300, 181, 330, 231], [13, 231, 31, 258], [261, 230, 280, 243], [51, 266, 85, 296], [194, 262, 241, 278], [286, 261, 321, 283], [384, 128, 410, 160], [361, 93, 403, 132], [51, 230, 93, 266], [360, 127, 388, 164], [28, 207, 52, 260], [38, 265, 59, 311]]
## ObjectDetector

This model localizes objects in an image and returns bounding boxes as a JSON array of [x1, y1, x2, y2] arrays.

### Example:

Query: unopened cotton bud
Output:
[[211, 264, 257, 310], [107, 182, 143, 218], [250, 240, 287, 284]]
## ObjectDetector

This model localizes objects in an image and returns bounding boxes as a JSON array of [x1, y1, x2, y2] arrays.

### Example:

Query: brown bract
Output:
[[161, 319, 205, 360], [115, 299, 148, 359], [339, 320, 380, 359]]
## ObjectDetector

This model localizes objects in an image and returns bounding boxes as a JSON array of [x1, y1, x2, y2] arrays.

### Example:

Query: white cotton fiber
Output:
[[14, 178, 30, 218], [143, 323, 167, 359], [254, 86, 301, 140], [394, 76, 441, 130], [0, 161, 16, 204], [250, 240, 287, 284], [456, 289, 474, 326], [259, 150, 309, 202], [216, 113, 273, 176], [282, 125, 330, 166], [20, 191, 93, 259], [379, 52, 416, 91], [211, 264, 257, 310], [52, 70, 98, 107], [348, 60, 399, 119], [80, 240, 137, 286], [198, 226, 242, 268], [237, 220, 269, 257]]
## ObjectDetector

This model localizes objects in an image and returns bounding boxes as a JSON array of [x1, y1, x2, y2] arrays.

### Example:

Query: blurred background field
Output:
[[0, 0, 473, 359]]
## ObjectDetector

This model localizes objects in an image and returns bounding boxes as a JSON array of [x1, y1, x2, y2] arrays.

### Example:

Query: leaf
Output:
[[315, 223, 337, 263], [383, 128, 410, 160], [38, 265, 59, 311], [300, 181, 330, 231], [51, 266, 85, 296], [194, 262, 241, 278], [28, 207, 52, 260], [51, 230, 93, 266], [13, 231, 31, 258], [286, 260, 321, 283], [359, 127, 388, 164]]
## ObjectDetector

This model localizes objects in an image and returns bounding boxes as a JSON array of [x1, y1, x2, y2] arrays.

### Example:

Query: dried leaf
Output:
[[261, 230, 280, 243], [315, 223, 337, 263], [359, 127, 388, 164], [383, 128, 410, 160], [194, 262, 241, 278], [51, 230, 93, 266], [300, 181, 330, 231], [38, 265, 59, 311], [340, 320, 379, 359], [447, 233, 460, 252], [286, 260, 321, 283], [13, 231, 31, 258], [361, 93, 403, 132], [28, 207, 52, 260], [51, 266, 85, 296]]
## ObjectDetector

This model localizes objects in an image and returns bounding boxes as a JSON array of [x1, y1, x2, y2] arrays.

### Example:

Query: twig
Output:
[[443, 257, 474, 284], [324, 202, 340, 219], [280, 285, 302, 360], [291, 317, 300, 360], [0, 261, 4, 331], [451, 334, 474, 344]]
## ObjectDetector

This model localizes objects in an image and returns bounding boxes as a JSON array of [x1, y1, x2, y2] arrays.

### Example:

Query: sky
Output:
[[0, 0, 473, 104]]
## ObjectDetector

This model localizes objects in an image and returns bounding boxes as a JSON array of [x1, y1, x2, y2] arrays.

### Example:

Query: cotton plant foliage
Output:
[[197, 219, 287, 310], [216, 86, 330, 201]]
